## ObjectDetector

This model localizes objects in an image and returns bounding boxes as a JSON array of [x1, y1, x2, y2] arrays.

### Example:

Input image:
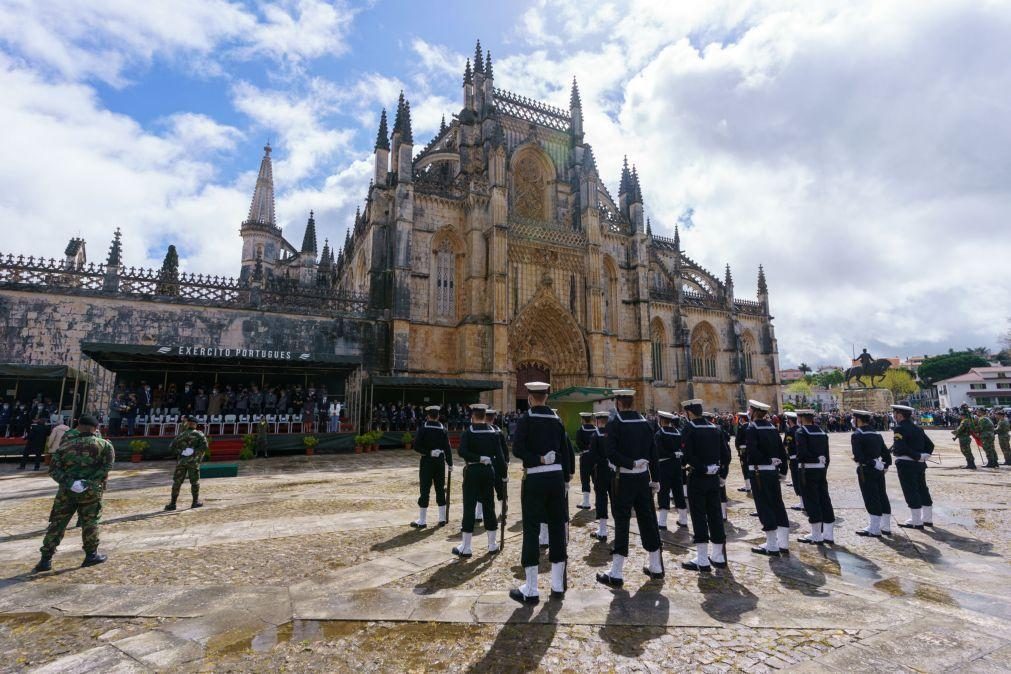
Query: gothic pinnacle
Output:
[[474, 40, 484, 73], [569, 77, 582, 109], [724, 263, 733, 286], [106, 227, 123, 267], [401, 99, 413, 144], [374, 108, 390, 150], [619, 156, 632, 195], [758, 264, 768, 295], [673, 223, 681, 250], [484, 51, 493, 78], [463, 58, 472, 85]]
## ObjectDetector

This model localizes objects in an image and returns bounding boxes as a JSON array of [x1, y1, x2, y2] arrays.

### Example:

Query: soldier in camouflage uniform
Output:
[[996, 410, 1011, 466], [976, 408, 999, 468], [952, 410, 977, 469], [164, 415, 208, 510], [33, 415, 114, 572]]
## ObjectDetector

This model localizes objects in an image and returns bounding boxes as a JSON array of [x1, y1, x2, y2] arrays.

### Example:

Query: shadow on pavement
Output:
[[466, 599, 561, 674], [697, 566, 759, 623]]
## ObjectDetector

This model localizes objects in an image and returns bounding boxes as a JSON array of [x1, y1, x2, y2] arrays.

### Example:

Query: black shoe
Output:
[[855, 530, 880, 538], [539, 543, 549, 550], [681, 560, 711, 573], [737, 487, 749, 492], [33, 465, 41, 471], [590, 533, 607, 542], [711, 557, 728, 569], [677, 522, 689, 528], [779, 547, 791, 555], [32, 557, 52, 573], [880, 530, 893, 537], [922, 522, 933, 528], [550, 589, 565, 600], [798, 536, 822, 546], [509, 588, 539, 605], [451, 546, 472, 558], [596, 572, 623, 588], [964, 465, 977, 470], [164, 503, 177, 511], [438, 521, 447, 527], [658, 525, 667, 531], [751, 546, 781, 557], [81, 552, 107, 567], [897, 522, 924, 530], [790, 505, 805, 511], [576, 504, 591, 510], [749, 512, 759, 517], [191, 501, 203, 509], [409, 522, 427, 529], [642, 566, 665, 580]]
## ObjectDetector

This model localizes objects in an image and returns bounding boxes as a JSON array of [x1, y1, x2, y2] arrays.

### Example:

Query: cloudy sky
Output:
[[1, 0, 1008, 366]]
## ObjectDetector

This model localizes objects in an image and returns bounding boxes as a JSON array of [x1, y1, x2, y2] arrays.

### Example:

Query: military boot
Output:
[[164, 502, 177, 511], [81, 552, 107, 567], [32, 556, 52, 573], [191, 486, 203, 508]]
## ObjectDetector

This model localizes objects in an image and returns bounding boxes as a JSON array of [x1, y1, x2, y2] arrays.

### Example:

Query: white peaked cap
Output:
[[748, 399, 771, 411], [525, 382, 551, 392]]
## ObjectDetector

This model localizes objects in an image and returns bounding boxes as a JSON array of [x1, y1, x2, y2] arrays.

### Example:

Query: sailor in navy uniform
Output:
[[588, 411, 613, 541], [654, 411, 688, 530], [510, 382, 571, 604], [707, 411, 732, 522], [576, 412, 596, 510], [537, 408, 575, 548], [485, 409, 509, 464], [453, 404, 507, 558], [794, 409, 835, 545], [411, 405, 453, 528], [890, 404, 934, 529], [596, 390, 664, 587], [783, 412, 804, 511], [851, 409, 889, 537], [744, 400, 791, 556], [734, 412, 751, 495], [679, 399, 729, 572]]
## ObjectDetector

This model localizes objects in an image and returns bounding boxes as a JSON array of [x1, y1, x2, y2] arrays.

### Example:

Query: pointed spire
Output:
[[301, 211, 317, 255], [583, 145, 598, 175], [569, 77, 582, 109], [401, 100, 413, 144], [245, 143, 276, 226], [473, 40, 484, 74], [646, 218, 652, 236], [344, 226, 351, 247], [319, 239, 331, 270], [619, 156, 632, 195], [252, 252, 263, 282], [393, 91, 405, 135], [106, 228, 122, 267], [631, 165, 643, 204], [673, 223, 681, 250], [374, 108, 390, 150], [439, 114, 447, 135], [758, 265, 768, 295], [484, 50, 493, 79], [463, 58, 473, 85], [724, 263, 733, 286]]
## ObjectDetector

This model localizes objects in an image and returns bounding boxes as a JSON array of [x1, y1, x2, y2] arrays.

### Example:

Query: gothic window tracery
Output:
[[603, 259, 618, 334], [740, 332, 756, 380], [651, 319, 666, 382], [434, 238, 456, 318], [514, 153, 547, 221], [691, 322, 718, 379]]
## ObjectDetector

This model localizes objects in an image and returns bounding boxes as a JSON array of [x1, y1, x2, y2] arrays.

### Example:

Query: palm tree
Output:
[[798, 363, 812, 375]]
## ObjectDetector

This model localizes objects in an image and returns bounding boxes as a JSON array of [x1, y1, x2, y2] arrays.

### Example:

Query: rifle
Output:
[[499, 476, 508, 552], [563, 480, 569, 591], [444, 462, 452, 524], [647, 465, 665, 576]]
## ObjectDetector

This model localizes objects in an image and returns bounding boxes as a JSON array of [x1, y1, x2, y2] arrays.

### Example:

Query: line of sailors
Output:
[[407, 384, 937, 605]]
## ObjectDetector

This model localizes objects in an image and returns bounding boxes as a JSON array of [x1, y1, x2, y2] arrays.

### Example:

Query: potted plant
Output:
[[303, 435, 319, 456], [128, 439, 148, 463], [402, 432, 413, 450], [239, 434, 255, 461], [369, 430, 381, 452], [353, 434, 366, 454]]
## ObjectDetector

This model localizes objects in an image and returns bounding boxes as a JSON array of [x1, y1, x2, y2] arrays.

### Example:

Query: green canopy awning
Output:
[[0, 364, 94, 383], [548, 386, 615, 403], [369, 376, 502, 391], [80, 342, 360, 375]]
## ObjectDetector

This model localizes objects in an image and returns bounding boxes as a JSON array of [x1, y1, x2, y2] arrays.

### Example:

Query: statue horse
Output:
[[844, 359, 892, 388]]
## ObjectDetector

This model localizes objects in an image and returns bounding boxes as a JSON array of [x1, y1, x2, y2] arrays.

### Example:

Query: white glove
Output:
[[675, 451, 684, 459], [70, 480, 86, 493], [633, 458, 650, 471], [649, 481, 660, 493], [920, 453, 930, 462], [874, 458, 885, 471], [447, 465, 453, 473], [542, 451, 556, 465], [705, 464, 720, 475], [181, 447, 195, 457], [771, 458, 783, 467], [480, 455, 492, 465], [818, 455, 826, 466], [430, 449, 443, 458], [719, 478, 727, 487]]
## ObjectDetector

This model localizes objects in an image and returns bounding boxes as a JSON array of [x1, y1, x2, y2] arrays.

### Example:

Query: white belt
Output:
[[526, 464, 562, 474], [894, 455, 918, 463], [749, 464, 776, 471], [801, 463, 824, 469], [658, 457, 673, 463], [619, 466, 649, 474]]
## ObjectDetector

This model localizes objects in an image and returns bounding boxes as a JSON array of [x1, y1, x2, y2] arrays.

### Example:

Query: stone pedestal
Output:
[[840, 388, 894, 413]]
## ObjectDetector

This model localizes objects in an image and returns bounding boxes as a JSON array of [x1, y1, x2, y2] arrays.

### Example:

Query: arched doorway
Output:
[[515, 360, 551, 411]]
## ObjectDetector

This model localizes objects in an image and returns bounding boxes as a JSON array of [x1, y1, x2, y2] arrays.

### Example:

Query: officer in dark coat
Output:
[[596, 390, 663, 587], [575, 412, 595, 510], [510, 382, 571, 604], [794, 409, 835, 545], [679, 399, 729, 572], [783, 412, 804, 510], [890, 404, 934, 529], [654, 411, 688, 530], [20, 416, 51, 471], [411, 405, 452, 529], [734, 412, 751, 495], [850, 409, 889, 537], [744, 399, 790, 556], [453, 404, 506, 558], [587, 411, 613, 541]]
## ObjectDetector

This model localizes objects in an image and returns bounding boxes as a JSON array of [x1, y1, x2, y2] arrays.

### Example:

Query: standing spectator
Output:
[[46, 416, 70, 457], [123, 394, 139, 437], [107, 396, 124, 437], [208, 387, 224, 416], [19, 416, 50, 470], [0, 401, 11, 437], [264, 387, 278, 414], [181, 382, 196, 414], [249, 385, 263, 415], [194, 389, 209, 415], [138, 381, 153, 416]]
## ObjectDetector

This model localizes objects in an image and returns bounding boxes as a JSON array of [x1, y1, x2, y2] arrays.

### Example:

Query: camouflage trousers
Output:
[[999, 435, 1011, 463], [41, 488, 102, 557], [171, 462, 200, 504], [981, 437, 998, 465], [958, 437, 975, 465]]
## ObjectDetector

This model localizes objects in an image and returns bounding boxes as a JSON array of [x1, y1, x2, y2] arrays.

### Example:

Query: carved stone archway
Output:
[[509, 279, 589, 391]]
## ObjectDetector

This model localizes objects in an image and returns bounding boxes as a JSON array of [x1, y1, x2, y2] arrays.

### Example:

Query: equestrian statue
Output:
[[844, 348, 891, 388]]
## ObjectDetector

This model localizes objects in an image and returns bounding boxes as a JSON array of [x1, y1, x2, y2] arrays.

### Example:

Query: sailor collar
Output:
[[615, 411, 648, 423], [799, 424, 827, 436], [423, 421, 444, 430], [468, 424, 498, 434], [689, 419, 716, 429], [527, 406, 560, 420], [658, 426, 682, 435]]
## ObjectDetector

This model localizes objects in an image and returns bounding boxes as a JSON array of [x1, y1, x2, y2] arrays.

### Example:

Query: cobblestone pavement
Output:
[[0, 430, 1008, 672]]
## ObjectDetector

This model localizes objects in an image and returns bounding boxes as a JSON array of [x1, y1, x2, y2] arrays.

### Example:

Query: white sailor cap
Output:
[[703, 411, 716, 419], [681, 398, 703, 407], [612, 389, 636, 397], [470, 404, 489, 411], [578, 412, 593, 418], [424, 405, 441, 412], [486, 408, 498, 415], [851, 409, 872, 417], [890, 404, 914, 413], [795, 409, 816, 416], [738, 411, 750, 417], [784, 411, 798, 419], [657, 411, 677, 420], [748, 399, 771, 411], [525, 381, 551, 392], [593, 411, 610, 418]]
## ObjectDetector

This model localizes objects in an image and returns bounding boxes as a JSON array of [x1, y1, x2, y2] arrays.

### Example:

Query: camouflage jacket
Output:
[[170, 429, 208, 465], [977, 416, 995, 440], [953, 418, 975, 439], [997, 419, 1010, 436], [49, 432, 114, 493]]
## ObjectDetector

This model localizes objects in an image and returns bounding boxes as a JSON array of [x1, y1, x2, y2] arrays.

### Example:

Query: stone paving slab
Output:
[[27, 644, 149, 673], [111, 630, 203, 669]]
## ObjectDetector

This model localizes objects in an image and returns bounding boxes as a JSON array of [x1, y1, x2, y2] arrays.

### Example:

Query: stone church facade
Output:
[[337, 42, 781, 412]]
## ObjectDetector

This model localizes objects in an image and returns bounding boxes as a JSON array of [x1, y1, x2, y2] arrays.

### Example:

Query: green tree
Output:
[[879, 369, 919, 399], [798, 363, 812, 375], [786, 380, 812, 396], [917, 351, 990, 385], [815, 369, 844, 389]]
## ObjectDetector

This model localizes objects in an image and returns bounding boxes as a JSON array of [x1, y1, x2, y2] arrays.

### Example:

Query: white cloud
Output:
[[164, 113, 244, 152]]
